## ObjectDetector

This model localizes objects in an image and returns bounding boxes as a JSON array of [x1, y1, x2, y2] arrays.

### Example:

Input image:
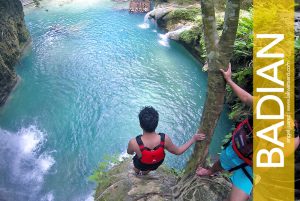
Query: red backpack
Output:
[[231, 118, 253, 166], [223, 118, 253, 184], [136, 133, 165, 165]]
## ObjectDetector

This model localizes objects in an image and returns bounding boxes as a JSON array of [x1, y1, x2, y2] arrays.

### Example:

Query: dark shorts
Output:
[[133, 155, 164, 171]]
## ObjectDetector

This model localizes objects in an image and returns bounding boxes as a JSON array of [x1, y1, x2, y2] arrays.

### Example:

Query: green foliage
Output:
[[155, 0, 198, 5], [164, 166, 185, 176], [221, 132, 232, 145], [226, 66, 252, 122], [172, 0, 197, 5], [89, 155, 120, 187], [167, 8, 200, 22], [199, 33, 206, 58], [179, 27, 200, 44], [296, 38, 300, 49], [233, 66, 252, 83], [296, 37, 300, 65], [224, 10, 253, 124], [232, 10, 253, 66], [178, 14, 206, 61]]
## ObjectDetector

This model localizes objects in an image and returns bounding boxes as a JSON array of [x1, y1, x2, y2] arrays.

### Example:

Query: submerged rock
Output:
[[94, 159, 231, 201], [0, 0, 30, 106]]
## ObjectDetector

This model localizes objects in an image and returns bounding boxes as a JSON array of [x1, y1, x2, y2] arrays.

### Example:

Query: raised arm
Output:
[[165, 133, 206, 155], [220, 63, 253, 107]]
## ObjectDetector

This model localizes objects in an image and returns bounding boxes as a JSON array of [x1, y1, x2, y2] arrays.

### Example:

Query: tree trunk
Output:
[[184, 0, 241, 176]]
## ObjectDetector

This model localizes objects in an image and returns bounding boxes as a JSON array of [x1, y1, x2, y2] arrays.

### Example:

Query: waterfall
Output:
[[158, 26, 193, 47], [158, 32, 170, 47], [0, 126, 55, 201], [138, 11, 152, 29]]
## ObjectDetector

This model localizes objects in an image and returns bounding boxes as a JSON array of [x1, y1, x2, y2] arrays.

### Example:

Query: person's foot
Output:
[[196, 167, 213, 176], [133, 167, 150, 176]]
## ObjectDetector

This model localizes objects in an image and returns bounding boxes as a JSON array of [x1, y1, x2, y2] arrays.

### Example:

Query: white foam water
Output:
[[41, 192, 55, 201], [138, 23, 150, 29], [138, 11, 152, 29], [0, 126, 55, 201], [84, 192, 95, 201], [158, 26, 193, 47], [118, 150, 130, 161], [107, 151, 131, 169], [158, 33, 170, 47]]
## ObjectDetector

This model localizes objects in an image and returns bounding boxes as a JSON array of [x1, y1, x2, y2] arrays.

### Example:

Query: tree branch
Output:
[[200, 0, 219, 55], [218, 0, 241, 60]]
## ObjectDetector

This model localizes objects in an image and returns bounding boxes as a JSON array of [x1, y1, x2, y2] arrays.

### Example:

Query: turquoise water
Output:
[[0, 1, 232, 201]]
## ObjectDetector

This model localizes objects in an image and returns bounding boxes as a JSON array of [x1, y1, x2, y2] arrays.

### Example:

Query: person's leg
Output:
[[228, 185, 250, 201], [133, 167, 150, 175], [196, 160, 224, 176], [141, 170, 150, 175], [133, 167, 140, 174]]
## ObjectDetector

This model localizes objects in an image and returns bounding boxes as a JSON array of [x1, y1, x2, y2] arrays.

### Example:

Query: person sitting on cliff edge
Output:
[[127, 106, 206, 175]]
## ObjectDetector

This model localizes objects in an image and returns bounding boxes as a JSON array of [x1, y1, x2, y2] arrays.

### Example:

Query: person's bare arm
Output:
[[220, 63, 253, 107], [165, 133, 206, 155], [127, 139, 135, 155]]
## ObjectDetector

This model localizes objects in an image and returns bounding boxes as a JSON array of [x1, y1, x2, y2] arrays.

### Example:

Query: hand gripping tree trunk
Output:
[[184, 0, 241, 175]]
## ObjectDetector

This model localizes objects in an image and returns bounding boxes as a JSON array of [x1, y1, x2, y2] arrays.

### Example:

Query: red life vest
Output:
[[136, 133, 165, 165], [231, 118, 253, 166]]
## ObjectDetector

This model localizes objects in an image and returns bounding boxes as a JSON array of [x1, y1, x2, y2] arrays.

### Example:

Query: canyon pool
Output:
[[0, 1, 232, 200]]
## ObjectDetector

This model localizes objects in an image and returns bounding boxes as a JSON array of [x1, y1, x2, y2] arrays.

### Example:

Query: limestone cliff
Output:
[[93, 159, 231, 201], [0, 0, 30, 106]]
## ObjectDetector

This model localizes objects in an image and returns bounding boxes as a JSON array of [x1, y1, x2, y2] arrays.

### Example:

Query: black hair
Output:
[[138, 106, 159, 132]]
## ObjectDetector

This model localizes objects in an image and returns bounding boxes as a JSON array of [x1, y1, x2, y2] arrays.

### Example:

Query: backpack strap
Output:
[[222, 138, 232, 149], [229, 162, 248, 172], [159, 133, 165, 148], [241, 167, 253, 184], [229, 162, 253, 184], [136, 135, 146, 151]]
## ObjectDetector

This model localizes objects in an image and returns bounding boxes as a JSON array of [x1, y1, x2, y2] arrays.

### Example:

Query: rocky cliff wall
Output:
[[0, 0, 30, 105], [93, 159, 231, 201]]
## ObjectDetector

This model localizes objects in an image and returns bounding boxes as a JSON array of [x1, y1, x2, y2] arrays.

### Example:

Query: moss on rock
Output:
[[93, 159, 231, 201], [153, 6, 200, 31], [93, 159, 177, 201]]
